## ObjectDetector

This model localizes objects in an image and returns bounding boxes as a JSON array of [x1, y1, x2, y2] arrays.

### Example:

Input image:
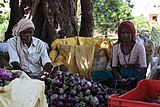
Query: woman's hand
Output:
[[112, 67, 122, 79]]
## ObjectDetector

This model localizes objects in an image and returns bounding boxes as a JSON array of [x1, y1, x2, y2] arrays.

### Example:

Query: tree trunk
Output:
[[5, 0, 94, 45], [32, 0, 78, 46], [79, 0, 94, 37], [4, 0, 20, 41]]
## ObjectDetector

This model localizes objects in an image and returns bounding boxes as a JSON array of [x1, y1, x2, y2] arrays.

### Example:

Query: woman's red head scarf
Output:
[[118, 20, 136, 42]]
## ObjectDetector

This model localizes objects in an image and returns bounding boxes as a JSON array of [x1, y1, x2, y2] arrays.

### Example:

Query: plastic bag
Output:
[[0, 71, 48, 107], [49, 37, 113, 79], [146, 57, 159, 79]]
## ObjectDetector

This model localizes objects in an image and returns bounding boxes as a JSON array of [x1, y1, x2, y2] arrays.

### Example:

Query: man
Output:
[[7, 19, 52, 77], [0, 42, 12, 69]]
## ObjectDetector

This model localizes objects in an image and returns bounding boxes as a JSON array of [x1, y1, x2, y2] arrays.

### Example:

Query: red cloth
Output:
[[118, 20, 136, 42]]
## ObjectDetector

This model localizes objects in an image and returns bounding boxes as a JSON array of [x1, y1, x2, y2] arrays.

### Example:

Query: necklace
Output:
[[123, 54, 131, 67]]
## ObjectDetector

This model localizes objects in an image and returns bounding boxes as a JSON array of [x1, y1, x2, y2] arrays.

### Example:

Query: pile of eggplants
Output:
[[40, 70, 127, 107], [0, 68, 20, 86], [145, 97, 160, 104]]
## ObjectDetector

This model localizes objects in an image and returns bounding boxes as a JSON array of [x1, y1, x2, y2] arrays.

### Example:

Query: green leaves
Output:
[[93, 0, 133, 34], [0, 0, 9, 41], [132, 15, 150, 31]]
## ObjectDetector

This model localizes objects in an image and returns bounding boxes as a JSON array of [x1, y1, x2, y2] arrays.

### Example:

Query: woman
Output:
[[112, 20, 147, 89]]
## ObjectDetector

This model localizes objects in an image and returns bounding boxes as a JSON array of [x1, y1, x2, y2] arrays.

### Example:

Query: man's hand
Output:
[[11, 61, 23, 71], [43, 62, 52, 73], [38, 71, 49, 80]]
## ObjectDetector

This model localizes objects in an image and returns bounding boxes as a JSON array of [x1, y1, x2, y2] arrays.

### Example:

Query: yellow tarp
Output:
[[49, 36, 112, 79]]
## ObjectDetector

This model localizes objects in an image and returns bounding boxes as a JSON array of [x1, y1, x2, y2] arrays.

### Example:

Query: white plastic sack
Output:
[[146, 57, 159, 79], [0, 71, 48, 107]]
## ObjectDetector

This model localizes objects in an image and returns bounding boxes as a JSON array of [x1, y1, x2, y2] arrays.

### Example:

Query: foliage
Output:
[[0, 0, 9, 41], [0, 20, 9, 41], [132, 15, 160, 32], [93, 0, 133, 34], [132, 15, 151, 31], [76, 0, 81, 27], [155, 25, 160, 31], [0, 12, 9, 23]]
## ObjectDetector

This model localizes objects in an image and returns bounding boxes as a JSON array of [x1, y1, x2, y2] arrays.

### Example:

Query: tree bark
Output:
[[4, 0, 20, 41], [79, 0, 94, 37], [5, 0, 94, 45], [32, 0, 78, 46]]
